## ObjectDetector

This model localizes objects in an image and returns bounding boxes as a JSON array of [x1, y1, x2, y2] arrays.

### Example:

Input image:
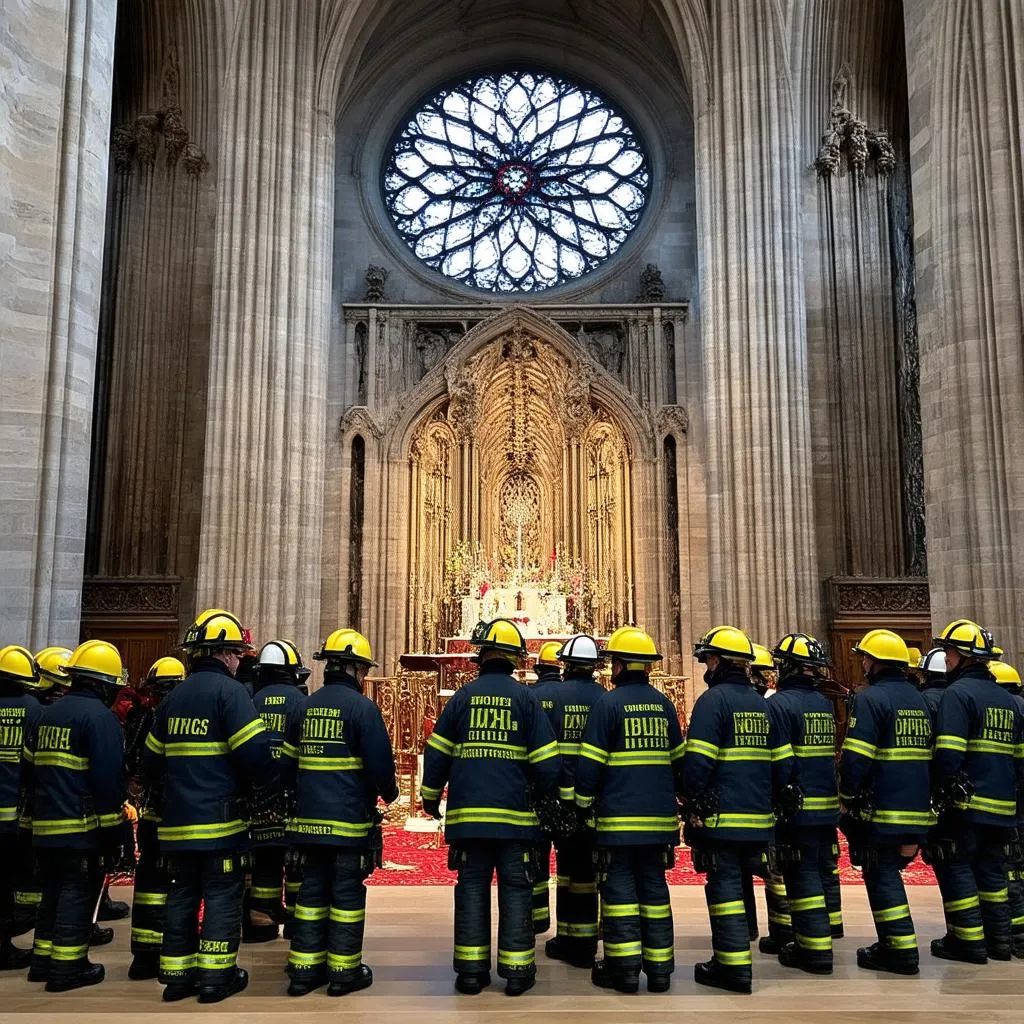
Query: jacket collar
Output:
[[323, 669, 362, 693], [613, 669, 649, 687], [190, 656, 235, 679]]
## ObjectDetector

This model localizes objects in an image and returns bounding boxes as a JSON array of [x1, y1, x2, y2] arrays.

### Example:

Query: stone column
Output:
[[0, 0, 117, 647], [904, 1, 1024, 660], [695, 2, 821, 642], [195, 2, 331, 655]]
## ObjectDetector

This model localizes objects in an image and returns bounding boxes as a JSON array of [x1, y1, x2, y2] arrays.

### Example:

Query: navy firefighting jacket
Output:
[[933, 666, 1024, 828], [23, 686, 126, 849], [0, 684, 40, 834], [285, 670, 398, 847], [682, 663, 793, 845], [551, 670, 605, 803], [839, 672, 935, 839], [766, 673, 840, 828], [574, 669, 685, 846], [251, 680, 306, 845], [530, 670, 562, 731], [143, 658, 274, 850], [920, 679, 948, 727], [421, 659, 560, 841]]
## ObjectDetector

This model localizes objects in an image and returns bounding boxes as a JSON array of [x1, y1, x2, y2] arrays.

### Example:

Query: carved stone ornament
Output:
[[560, 366, 594, 440], [445, 366, 482, 441], [364, 264, 389, 302], [815, 96, 897, 179], [637, 263, 666, 302], [338, 406, 383, 441], [656, 404, 689, 436], [81, 577, 181, 616], [827, 577, 930, 614]]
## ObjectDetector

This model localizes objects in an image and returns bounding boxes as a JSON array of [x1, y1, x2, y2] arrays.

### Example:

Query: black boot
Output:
[[757, 935, 782, 955], [454, 971, 491, 995], [930, 936, 987, 965], [89, 924, 114, 947], [127, 952, 160, 980], [778, 941, 832, 976], [591, 959, 639, 994], [857, 942, 920, 975], [694, 958, 751, 994], [327, 964, 374, 997], [46, 962, 105, 992], [162, 979, 199, 1002], [287, 972, 327, 997], [97, 894, 130, 921], [198, 966, 249, 1004], [987, 943, 1012, 962], [646, 972, 672, 993], [544, 936, 595, 968], [831, 923, 845, 938], [505, 973, 535, 996], [0, 939, 33, 970], [1012, 933, 1024, 960]]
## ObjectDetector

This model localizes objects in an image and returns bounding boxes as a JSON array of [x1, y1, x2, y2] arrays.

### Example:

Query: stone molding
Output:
[[826, 576, 930, 616], [82, 576, 182, 617]]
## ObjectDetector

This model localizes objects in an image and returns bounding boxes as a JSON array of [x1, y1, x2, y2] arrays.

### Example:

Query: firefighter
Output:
[[929, 620, 1021, 964], [839, 628, 933, 975], [124, 656, 186, 980], [543, 634, 604, 968], [683, 625, 793, 995], [24, 640, 129, 992], [284, 629, 397, 998], [917, 648, 949, 726], [0, 646, 43, 969], [528, 640, 563, 935], [989, 659, 1024, 958], [143, 609, 275, 1004], [246, 640, 309, 944], [766, 633, 840, 975], [574, 625, 684, 994], [421, 619, 560, 997]]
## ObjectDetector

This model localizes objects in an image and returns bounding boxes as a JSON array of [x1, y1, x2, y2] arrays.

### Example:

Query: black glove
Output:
[[423, 798, 442, 820]]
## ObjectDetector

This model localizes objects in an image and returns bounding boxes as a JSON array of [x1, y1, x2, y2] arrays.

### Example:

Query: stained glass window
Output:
[[382, 70, 650, 293]]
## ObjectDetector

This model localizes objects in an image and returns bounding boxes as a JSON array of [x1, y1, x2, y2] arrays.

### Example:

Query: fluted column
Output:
[[904, 0, 1024, 660], [696, 1, 820, 641], [196, 1, 330, 655], [0, 0, 117, 647]]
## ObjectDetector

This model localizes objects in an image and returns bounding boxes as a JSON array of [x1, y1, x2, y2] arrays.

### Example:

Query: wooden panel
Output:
[[79, 620, 179, 686]]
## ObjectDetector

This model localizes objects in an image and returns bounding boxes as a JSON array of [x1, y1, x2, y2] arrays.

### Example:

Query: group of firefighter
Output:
[[0, 608, 1021, 1001]]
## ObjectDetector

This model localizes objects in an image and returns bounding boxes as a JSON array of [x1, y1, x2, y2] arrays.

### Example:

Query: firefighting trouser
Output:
[[287, 846, 372, 984], [741, 852, 792, 946], [0, 831, 35, 941], [13, 829, 41, 928], [450, 839, 535, 980], [30, 850, 105, 983], [597, 845, 674, 979], [249, 844, 301, 925], [777, 826, 835, 969], [824, 830, 844, 935], [1007, 831, 1024, 952], [532, 839, 551, 933], [553, 835, 599, 956], [932, 823, 1012, 957], [159, 850, 245, 990], [130, 820, 168, 957], [861, 844, 919, 968], [695, 842, 760, 986]]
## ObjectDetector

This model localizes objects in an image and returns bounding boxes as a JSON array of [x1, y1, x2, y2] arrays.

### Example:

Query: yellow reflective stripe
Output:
[[532, 907, 548, 920], [444, 807, 540, 827], [21, 746, 34, 763], [497, 948, 535, 966], [133, 892, 167, 906], [868, 809, 936, 825], [98, 811, 124, 828], [766, 880, 786, 896], [532, 882, 548, 895], [456, 742, 527, 759], [873, 903, 910, 922], [685, 738, 719, 759], [288, 949, 327, 967], [421, 784, 442, 800], [802, 796, 841, 811], [579, 743, 609, 764], [790, 895, 826, 912], [569, 881, 598, 894], [160, 953, 197, 969], [769, 912, 792, 925], [574, 793, 594, 808], [144, 733, 164, 755], [251, 886, 281, 899], [227, 718, 266, 750], [164, 741, 229, 756], [288, 817, 373, 837], [943, 895, 980, 912], [714, 948, 753, 966], [885, 934, 918, 949], [793, 744, 835, 757], [596, 815, 678, 832], [706, 812, 774, 829], [564, 922, 598, 937], [950, 924, 985, 942], [829, 911, 844, 926], [158, 820, 247, 841], [454, 944, 489, 960], [709, 900, 747, 917], [842, 737, 878, 758], [198, 952, 237, 969], [280, 742, 299, 759], [874, 747, 931, 762], [329, 907, 366, 923], [771, 744, 794, 762], [979, 888, 1009, 903], [968, 795, 1016, 815], [33, 938, 52, 955], [294, 904, 329, 921], [714, 746, 772, 761], [607, 750, 671, 766], [298, 756, 364, 771], [604, 941, 642, 957], [558, 786, 575, 801], [34, 751, 89, 770], [51, 943, 89, 961], [601, 902, 640, 918], [33, 816, 99, 835], [0, 807, 17, 822], [935, 735, 968, 752], [328, 951, 362, 969], [16, 891, 42, 906], [131, 927, 162, 944], [795, 933, 832, 951], [427, 732, 455, 756], [558, 742, 581, 755], [640, 903, 671, 919], [967, 739, 1016, 755], [642, 945, 674, 962], [528, 740, 558, 764]]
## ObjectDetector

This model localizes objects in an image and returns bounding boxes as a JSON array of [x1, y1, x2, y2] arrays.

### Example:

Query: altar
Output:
[[459, 584, 568, 637]]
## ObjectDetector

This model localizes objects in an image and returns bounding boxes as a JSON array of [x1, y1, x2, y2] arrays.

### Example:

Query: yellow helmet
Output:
[[605, 625, 661, 664], [66, 640, 123, 685], [182, 609, 252, 652], [932, 619, 998, 660], [693, 625, 755, 663], [773, 632, 830, 668], [852, 628, 910, 666], [536, 641, 562, 668], [147, 656, 186, 682], [34, 646, 73, 691], [0, 645, 40, 686], [906, 648, 922, 669], [990, 660, 1021, 687], [315, 628, 377, 667], [751, 644, 774, 671], [469, 619, 528, 658]]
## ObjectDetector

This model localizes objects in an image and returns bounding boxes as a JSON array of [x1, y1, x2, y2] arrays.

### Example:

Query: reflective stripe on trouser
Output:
[[452, 839, 535, 979], [703, 843, 757, 982], [553, 836, 598, 953], [933, 823, 1011, 953], [159, 852, 244, 988], [287, 847, 370, 982], [131, 819, 169, 954], [249, 845, 287, 921], [532, 839, 551, 933], [779, 829, 834, 967], [31, 851, 105, 983], [599, 845, 674, 976], [823, 832, 844, 931], [1008, 859, 1024, 936], [753, 852, 793, 944], [862, 845, 918, 965]]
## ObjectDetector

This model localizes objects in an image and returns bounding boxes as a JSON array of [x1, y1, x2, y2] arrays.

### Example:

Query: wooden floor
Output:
[[1, 884, 1022, 1021]]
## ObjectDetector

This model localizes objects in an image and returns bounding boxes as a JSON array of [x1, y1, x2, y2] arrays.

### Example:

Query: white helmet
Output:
[[558, 634, 602, 668], [919, 647, 947, 677], [257, 639, 311, 685]]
